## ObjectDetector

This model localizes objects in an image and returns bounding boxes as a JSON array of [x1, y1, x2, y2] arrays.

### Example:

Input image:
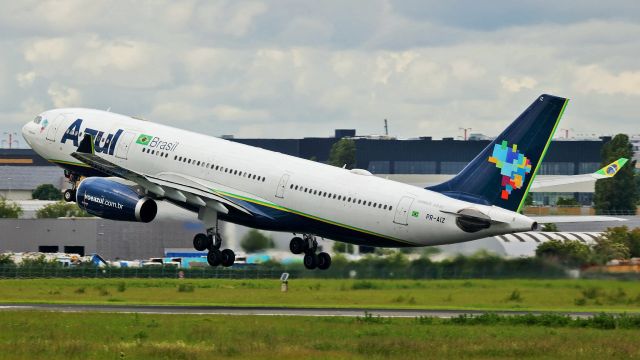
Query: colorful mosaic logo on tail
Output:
[[488, 140, 532, 200]]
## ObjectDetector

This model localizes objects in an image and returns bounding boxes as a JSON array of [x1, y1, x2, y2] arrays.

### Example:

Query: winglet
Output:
[[594, 158, 628, 178], [77, 134, 95, 154]]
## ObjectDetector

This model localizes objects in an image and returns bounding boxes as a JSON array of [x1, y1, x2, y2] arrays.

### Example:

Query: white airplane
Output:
[[20, 94, 619, 270]]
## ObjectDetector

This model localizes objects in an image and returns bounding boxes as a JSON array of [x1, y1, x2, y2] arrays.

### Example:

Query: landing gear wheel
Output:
[[207, 249, 222, 267], [221, 249, 235, 267], [63, 189, 76, 203], [303, 253, 318, 270], [193, 233, 211, 251], [317, 252, 332, 270], [289, 237, 305, 254]]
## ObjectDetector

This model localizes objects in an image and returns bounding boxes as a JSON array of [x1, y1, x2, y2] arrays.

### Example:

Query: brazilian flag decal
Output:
[[136, 134, 153, 145]]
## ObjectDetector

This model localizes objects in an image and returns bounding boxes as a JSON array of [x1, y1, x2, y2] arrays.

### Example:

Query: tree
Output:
[[32, 184, 62, 200], [535, 240, 591, 268], [541, 223, 558, 232], [240, 229, 274, 253], [328, 139, 356, 169], [523, 193, 533, 206], [594, 134, 638, 213], [0, 253, 13, 265], [556, 197, 578, 206], [36, 201, 91, 218], [0, 198, 22, 218], [599, 226, 640, 258], [333, 242, 354, 254], [592, 236, 630, 264]]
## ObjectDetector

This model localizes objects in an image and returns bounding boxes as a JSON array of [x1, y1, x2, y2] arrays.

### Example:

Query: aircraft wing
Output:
[[71, 134, 254, 216], [530, 215, 626, 223], [530, 158, 628, 191]]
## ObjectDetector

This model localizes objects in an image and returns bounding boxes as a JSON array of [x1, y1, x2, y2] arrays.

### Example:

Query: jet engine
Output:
[[76, 177, 157, 223]]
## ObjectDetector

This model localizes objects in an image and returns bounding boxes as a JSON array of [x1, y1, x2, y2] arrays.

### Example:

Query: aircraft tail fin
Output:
[[427, 94, 569, 212]]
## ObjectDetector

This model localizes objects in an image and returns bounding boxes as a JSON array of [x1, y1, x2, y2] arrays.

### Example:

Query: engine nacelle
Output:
[[76, 177, 157, 223]]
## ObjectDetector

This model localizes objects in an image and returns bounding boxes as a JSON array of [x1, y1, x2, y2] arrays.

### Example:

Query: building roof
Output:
[[0, 166, 65, 190]]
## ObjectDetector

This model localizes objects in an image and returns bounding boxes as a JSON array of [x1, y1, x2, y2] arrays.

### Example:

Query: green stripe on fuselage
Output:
[[211, 189, 415, 246]]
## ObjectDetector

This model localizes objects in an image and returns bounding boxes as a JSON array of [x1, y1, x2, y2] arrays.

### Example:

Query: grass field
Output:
[[0, 311, 639, 359], [1, 278, 640, 312]]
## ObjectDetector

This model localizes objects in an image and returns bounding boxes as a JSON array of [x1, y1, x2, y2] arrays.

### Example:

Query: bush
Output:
[[352, 280, 379, 290], [0, 254, 14, 265], [535, 240, 591, 268], [32, 184, 62, 200], [177, 283, 195, 292], [507, 289, 523, 302], [0, 198, 22, 218], [36, 201, 91, 218]]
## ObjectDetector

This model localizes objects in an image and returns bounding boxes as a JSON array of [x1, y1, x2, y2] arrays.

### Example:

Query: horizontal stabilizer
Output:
[[531, 158, 628, 191], [531, 215, 626, 223]]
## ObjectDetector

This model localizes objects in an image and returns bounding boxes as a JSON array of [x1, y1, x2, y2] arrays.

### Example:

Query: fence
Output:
[[0, 258, 568, 280]]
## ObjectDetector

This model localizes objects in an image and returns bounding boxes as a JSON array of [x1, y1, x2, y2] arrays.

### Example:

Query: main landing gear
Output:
[[290, 234, 331, 270], [195, 207, 235, 267], [63, 170, 79, 202]]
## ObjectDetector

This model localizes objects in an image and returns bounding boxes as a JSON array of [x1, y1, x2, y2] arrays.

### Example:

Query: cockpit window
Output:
[[34, 116, 42, 124]]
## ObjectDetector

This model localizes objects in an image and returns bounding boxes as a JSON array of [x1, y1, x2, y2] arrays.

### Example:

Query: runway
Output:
[[0, 303, 615, 318]]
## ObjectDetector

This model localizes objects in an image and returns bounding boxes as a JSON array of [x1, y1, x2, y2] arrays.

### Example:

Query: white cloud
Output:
[[16, 71, 36, 88], [500, 76, 538, 93], [0, 1, 639, 140], [24, 38, 69, 63], [212, 105, 270, 122], [47, 84, 81, 107], [574, 64, 640, 96]]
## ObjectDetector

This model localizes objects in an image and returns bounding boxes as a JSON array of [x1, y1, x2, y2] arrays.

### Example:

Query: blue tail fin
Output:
[[427, 94, 569, 212]]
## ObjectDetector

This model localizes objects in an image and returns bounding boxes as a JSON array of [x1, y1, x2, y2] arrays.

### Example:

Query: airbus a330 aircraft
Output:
[[20, 94, 621, 270]]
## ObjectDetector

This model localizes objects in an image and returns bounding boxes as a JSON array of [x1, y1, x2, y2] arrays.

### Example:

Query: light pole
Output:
[[459, 127, 472, 141], [3, 132, 18, 149]]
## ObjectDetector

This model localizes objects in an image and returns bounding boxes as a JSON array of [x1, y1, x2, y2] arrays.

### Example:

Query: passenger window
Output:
[[389, 206, 393, 211]]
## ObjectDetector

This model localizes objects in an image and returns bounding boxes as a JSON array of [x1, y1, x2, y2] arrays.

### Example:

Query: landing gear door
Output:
[[45, 114, 66, 142], [275, 174, 290, 198], [114, 131, 136, 160], [393, 196, 415, 225]]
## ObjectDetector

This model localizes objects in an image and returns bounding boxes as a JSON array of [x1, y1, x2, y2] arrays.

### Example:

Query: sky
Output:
[[1, 0, 639, 146]]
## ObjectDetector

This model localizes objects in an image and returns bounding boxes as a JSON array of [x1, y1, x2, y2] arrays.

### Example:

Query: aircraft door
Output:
[[275, 174, 290, 198], [45, 114, 66, 142], [393, 196, 415, 225], [114, 131, 136, 159]]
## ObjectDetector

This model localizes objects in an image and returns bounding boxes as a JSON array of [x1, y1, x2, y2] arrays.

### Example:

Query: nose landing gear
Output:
[[63, 171, 80, 202], [290, 234, 331, 270]]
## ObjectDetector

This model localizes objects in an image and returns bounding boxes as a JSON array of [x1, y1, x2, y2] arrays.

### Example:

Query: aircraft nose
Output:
[[22, 118, 37, 147]]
